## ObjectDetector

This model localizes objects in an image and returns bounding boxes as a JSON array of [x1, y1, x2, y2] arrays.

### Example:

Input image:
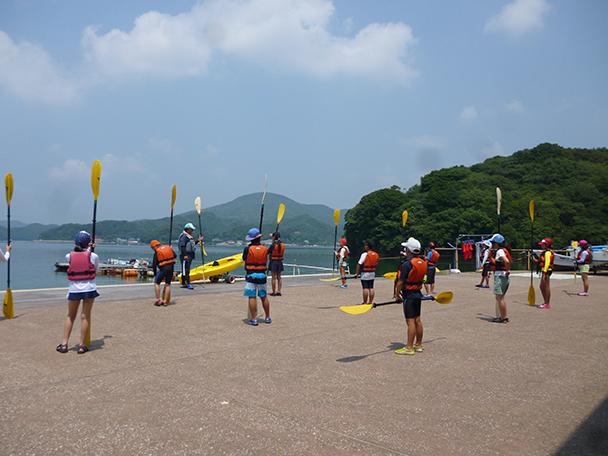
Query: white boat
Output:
[[535, 245, 608, 272]]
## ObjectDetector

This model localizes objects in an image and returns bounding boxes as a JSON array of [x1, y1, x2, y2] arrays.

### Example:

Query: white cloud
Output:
[[459, 105, 478, 121], [0, 31, 79, 104], [484, 0, 550, 37], [505, 99, 525, 112], [482, 141, 504, 156], [48, 159, 88, 182], [82, 0, 417, 82]]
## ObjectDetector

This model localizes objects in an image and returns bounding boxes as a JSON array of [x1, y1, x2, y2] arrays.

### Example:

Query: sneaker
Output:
[[247, 319, 258, 326], [186, 284, 194, 290], [543, 303, 551, 309], [413, 344, 424, 352], [577, 292, 589, 296], [264, 317, 272, 324], [475, 284, 482, 288], [339, 285, 348, 289], [395, 347, 415, 355], [481, 285, 490, 288], [537, 304, 546, 309]]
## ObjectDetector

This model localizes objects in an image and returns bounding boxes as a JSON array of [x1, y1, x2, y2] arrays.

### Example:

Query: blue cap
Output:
[[245, 228, 262, 241], [489, 233, 505, 244], [75, 230, 92, 248]]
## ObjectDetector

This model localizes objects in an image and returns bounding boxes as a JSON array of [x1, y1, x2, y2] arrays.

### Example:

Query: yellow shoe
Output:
[[413, 344, 424, 352], [395, 347, 415, 355]]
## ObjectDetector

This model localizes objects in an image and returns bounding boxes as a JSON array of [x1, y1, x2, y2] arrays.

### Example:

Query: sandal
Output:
[[154, 300, 162, 306], [77, 345, 89, 354], [56, 344, 68, 354]]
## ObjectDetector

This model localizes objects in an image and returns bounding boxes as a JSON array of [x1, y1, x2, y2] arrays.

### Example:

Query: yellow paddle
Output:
[[332, 208, 340, 272], [169, 184, 176, 245], [384, 268, 440, 282], [527, 200, 536, 306], [86, 161, 102, 345], [194, 196, 207, 280], [319, 275, 356, 282], [402, 210, 408, 227], [496, 187, 502, 233], [275, 202, 285, 233], [339, 291, 454, 315], [3, 173, 14, 319]]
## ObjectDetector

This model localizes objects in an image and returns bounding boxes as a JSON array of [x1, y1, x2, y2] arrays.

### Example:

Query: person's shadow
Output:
[[477, 313, 498, 322], [337, 338, 447, 363], [89, 335, 112, 351]]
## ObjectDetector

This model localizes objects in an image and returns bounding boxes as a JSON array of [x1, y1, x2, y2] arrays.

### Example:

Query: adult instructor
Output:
[[178, 222, 203, 289]]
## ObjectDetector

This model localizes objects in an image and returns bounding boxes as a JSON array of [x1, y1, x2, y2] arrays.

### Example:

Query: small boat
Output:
[[179, 253, 244, 283], [534, 245, 608, 272]]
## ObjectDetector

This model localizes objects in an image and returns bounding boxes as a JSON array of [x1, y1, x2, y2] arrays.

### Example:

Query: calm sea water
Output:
[[0, 241, 524, 291]]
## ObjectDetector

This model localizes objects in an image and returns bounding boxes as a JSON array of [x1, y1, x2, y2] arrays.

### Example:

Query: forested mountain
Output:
[[344, 144, 608, 256]]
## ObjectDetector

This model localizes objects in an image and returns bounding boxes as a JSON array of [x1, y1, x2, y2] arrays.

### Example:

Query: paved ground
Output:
[[1, 272, 607, 455]]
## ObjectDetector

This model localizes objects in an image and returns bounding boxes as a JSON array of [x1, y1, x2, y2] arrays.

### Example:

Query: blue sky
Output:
[[0, 0, 606, 224]]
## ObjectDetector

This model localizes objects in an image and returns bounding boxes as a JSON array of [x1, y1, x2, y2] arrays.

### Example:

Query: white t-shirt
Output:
[[0, 247, 9, 262], [494, 248, 509, 276], [358, 252, 375, 280], [65, 251, 99, 294], [338, 246, 349, 263]]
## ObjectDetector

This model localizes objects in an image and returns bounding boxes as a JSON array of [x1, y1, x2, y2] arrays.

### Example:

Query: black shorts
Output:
[[426, 265, 436, 284], [155, 265, 174, 285], [482, 263, 491, 278], [361, 279, 374, 289], [403, 295, 422, 319], [269, 260, 284, 273]]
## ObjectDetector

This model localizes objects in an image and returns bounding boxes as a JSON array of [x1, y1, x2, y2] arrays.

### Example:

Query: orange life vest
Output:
[[577, 249, 593, 264], [362, 250, 380, 272], [540, 250, 555, 272], [271, 242, 285, 261], [490, 248, 512, 271], [67, 251, 96, 281], [428, 249, 440, 265], [156, 245, 176, 266], [246, 244, 268, 272], [405, 257, 427, 291]]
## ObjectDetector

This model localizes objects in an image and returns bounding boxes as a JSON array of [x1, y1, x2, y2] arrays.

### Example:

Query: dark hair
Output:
[[364, 240, 373, 250], [273, 232, 281, 241], [250, 237, 261, 245], [73, 246, 84, 252]]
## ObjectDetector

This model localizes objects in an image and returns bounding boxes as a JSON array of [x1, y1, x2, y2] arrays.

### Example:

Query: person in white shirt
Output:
[[0, 244, 11, 262], [489, 234, 510, 324], [336, 238, 350, 288]]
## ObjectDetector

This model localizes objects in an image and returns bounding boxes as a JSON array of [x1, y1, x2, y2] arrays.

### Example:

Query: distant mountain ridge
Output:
[[26, 193, 346, 245]]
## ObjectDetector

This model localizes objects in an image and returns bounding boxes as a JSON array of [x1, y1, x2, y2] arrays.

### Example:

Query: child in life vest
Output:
[[56, 231, 99, 354], [535, 237, 555, 309], [488, 233, 511, 323], [424, 242, 440, 294], [243, 228, 271, 326], [150, 240, 177, 306], [355, 240, 380, 305], [394, 237, 427, 355], [268, 231, 285, 296], [575, 240, 592, 296], [336, 238, 350, 288]]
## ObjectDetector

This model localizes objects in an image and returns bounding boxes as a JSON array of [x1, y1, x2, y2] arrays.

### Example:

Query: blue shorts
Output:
[[244, 282, 267, 298], [67, 290, 99, 301], [269, 260, 284, 273]]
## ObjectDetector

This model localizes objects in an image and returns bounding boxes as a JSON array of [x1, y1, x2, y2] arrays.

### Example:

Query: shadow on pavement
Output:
[[337, 338, 447, 363], [555, 396, 608, 455], [90, 335, 112, 351]]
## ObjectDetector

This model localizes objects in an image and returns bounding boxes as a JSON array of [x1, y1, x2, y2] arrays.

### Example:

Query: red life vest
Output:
[[156, 245, 176, 266], [405, 257, 427, 291], [246, 244, 268, 272], [362, 250, 380, 272], [67, 251, 96, 281], [540, 250, 555, 272], [271, 242, 285, 261], [577, 249, 593, 264], [428, 249, 440, 265], [490, 249, 512, 272]]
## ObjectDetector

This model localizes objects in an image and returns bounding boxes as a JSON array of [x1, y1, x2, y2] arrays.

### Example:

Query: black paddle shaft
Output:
[[197, 213, 205, 265], [259, 203, 265, 232], [169, 208, 174, 246], [6, 204, 10, 288], [373, 295, 435, 308]]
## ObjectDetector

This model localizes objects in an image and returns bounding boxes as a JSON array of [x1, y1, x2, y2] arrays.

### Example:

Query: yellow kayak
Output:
[[179, 253, 244, 283]]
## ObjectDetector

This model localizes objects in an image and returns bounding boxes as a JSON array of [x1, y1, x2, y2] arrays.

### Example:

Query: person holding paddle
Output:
[[268, 232, 285, 296], [336, 238, 349, 288], [394, 237, 427, 355], [178, 223, 203, 289], [355, 240, 380, 305], [489, 233, 511, 323], [0, 244, 10, 263], [56, 231, 98, 354], [534, 237, 555, 309], [243, 228, 271, 326]]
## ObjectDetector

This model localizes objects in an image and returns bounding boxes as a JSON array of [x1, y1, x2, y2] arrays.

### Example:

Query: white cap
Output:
[[184, 223, 196, 230], [401, 237, 421, 254]]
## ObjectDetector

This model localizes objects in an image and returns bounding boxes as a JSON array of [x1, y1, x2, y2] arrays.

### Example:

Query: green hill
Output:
[[37, 192, 346, 245], [344, 143, 608, 256]]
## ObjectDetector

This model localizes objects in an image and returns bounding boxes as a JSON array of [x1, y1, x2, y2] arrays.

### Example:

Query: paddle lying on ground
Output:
[[3, 173, 14, 319], [528, 199, 536, 306], [340, 291, 454, 315], [275, 202, 285, 233], [86, 161, 102, 345], [319, 275, 357, 282], [194, 196, 206, 281]]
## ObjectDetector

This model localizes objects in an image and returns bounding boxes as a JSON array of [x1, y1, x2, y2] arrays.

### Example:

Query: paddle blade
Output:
[[402, 210, 408, 227], [261, 174, 268, 204], [333, 208, 340, 226], [277, 203, 285, 225], [528, 285, 536, 306], [384, 272, 397, 280], [4, 173, 13, 206], [202, 244, 208, 256], [171, 184, 177, 208], [194, 196, 202, 215], [3, 289, 13, 319], [529, 199, 535, 223], [339, 304, 373, 315], [91, 160, 101, 200], [496, 187, 502, 215], [320, 276, 341, 282], [434, 291, 453, 304]]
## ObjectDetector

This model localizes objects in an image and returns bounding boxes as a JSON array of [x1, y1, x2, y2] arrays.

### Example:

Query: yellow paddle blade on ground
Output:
[[277, 203, 285, 225], [339, 303, 374, 315], [402, 210, 408, 227], [320, 276, 342, 282], [384, 272, 397, 280], [5, 173, 14, 205], [434, 291, 453, 304], [3, 289, 13, 319], [528, 285, 536, 306], [91, 160, 101, 200]]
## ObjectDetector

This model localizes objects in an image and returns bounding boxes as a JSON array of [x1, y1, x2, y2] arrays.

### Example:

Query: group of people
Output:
[[476, 234, 593, 323]]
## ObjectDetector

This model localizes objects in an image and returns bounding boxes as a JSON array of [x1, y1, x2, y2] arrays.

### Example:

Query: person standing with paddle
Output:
[[489, 233, 511, 323], [56, 231, 99, 354], [243, 228, 271, 326], [268, 231, 285, 296], [534, 237, 555, 309], [424, 242, 440, 295], [394, 237, 427, 355], [178, 223, 203, 289], [355, 240, 380, 305], [336, 238, 350, 288], [0, 244, 10, 263]]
